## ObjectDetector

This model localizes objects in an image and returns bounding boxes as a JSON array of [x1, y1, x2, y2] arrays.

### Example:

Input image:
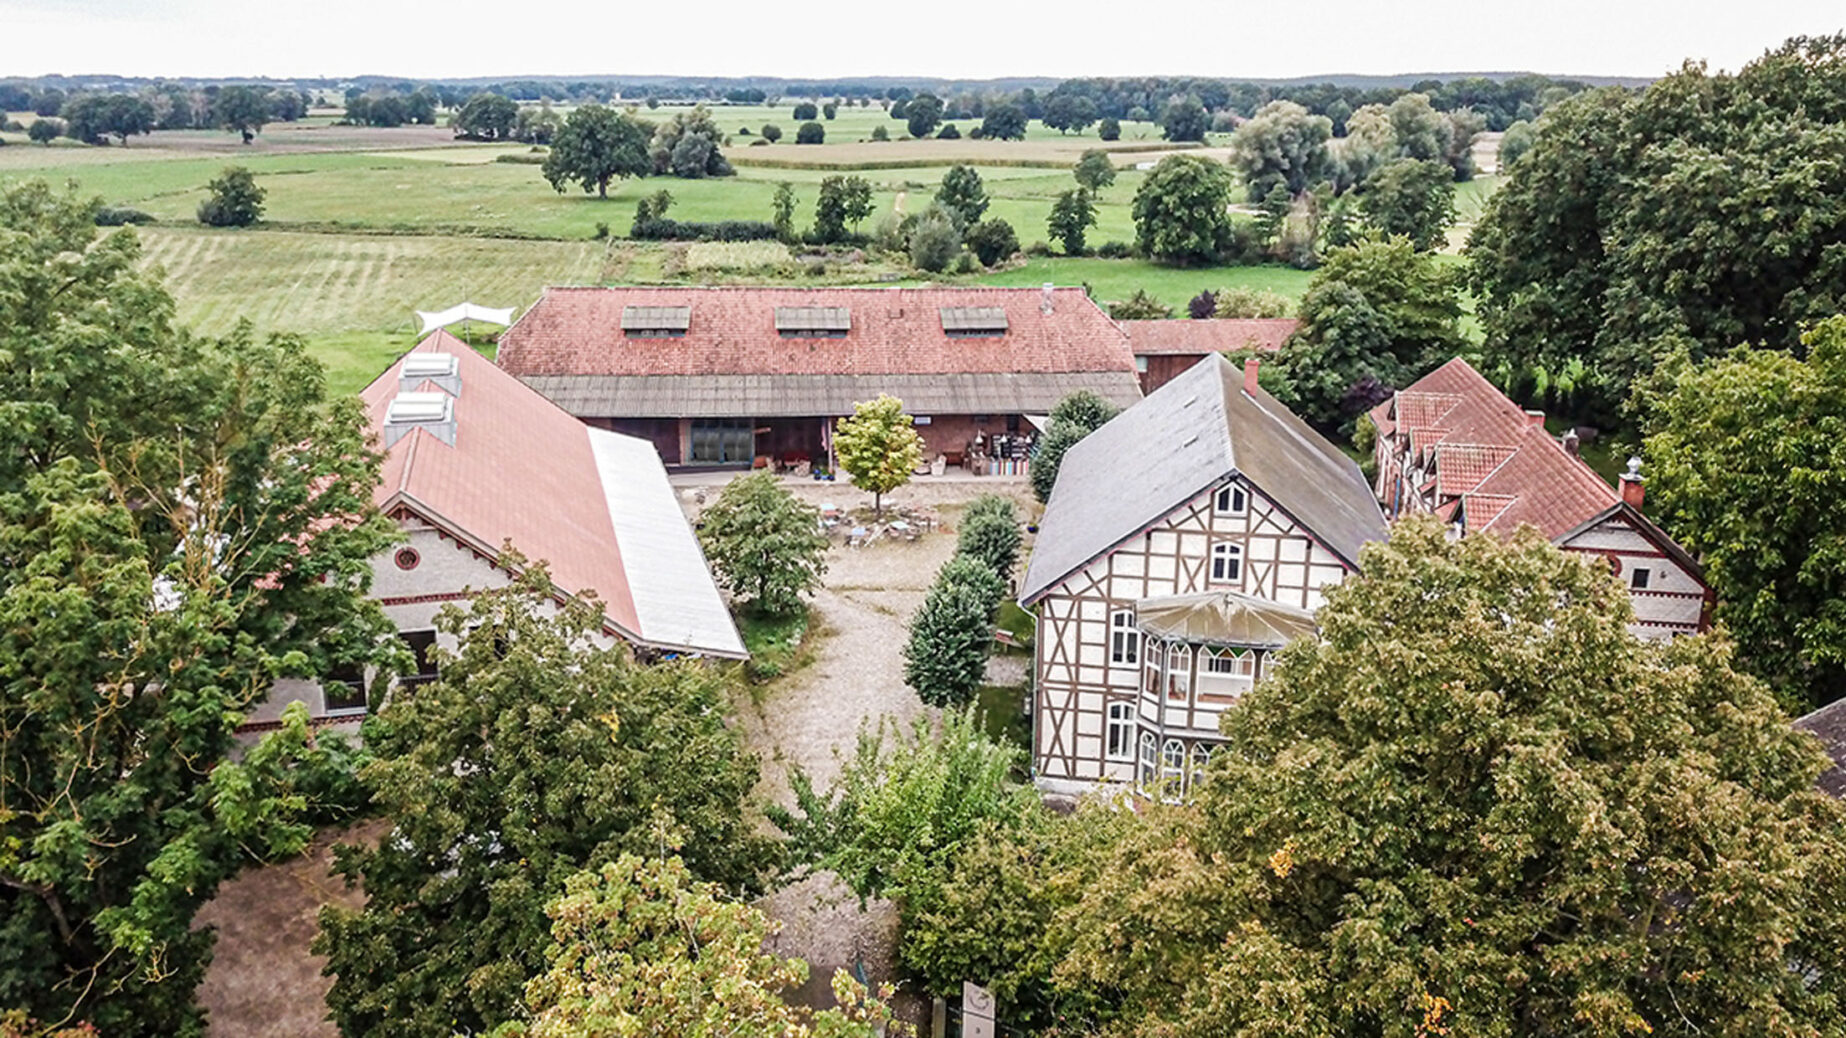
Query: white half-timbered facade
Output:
[[1371, 358, 1711, 639], [1020, 355, 1389, 796]]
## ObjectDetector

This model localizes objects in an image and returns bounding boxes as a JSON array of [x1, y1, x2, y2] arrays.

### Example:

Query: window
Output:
[[1215, 485, 1247, 515], [1631, 568, 1651, 590], [621, 305, 691, 338], [939, 306, 1009, 337], [624, 328, 686, 339], [1139, 732, 1159, 787], [1160, 739, 1186, 799], [1188, 744, 1212, 790], [1165, 644, 1191, 701], [1198, 648, 1257, 698], [323, 662, 368, 714], [1209, 543, 1242, 585], [774, 306, 851, 337], [1110, 610, 1139, 665], [399, 630, 439, 688], [1106, 701, 1135, 761], [688, 420, 754, 465]]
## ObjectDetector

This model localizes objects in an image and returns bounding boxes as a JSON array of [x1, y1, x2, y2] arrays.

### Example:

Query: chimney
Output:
[[1040, 282, 1055, 315], [1523, 408, 1545, 428], [1243, 356, 1260, 395], [1561, 430, 1580, 456], [1620, 456, 1645, 510], [382, 391, 456, 449]]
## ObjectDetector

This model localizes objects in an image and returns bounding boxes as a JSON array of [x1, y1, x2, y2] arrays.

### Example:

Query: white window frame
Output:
[[1106, 701, 1135, 761], [1161, 739, 1186, 799], [1631, 567, 1651, 590], [1165, 643, 1192, 700], [1139, 732, 1160, 787], [1210, 542, 1242, 585], [1110, 609, 1140, 665], [1188, 744, 1213, 790], [1197, 647, 1257, 698], [1215, 484, 1248, 516]]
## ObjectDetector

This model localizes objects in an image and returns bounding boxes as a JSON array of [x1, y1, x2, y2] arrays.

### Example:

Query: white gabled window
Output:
[[1160, 739, 1186, 799], [1198, 648, 1257, 698], [1189, 744, 1213, 790], [1209, 542, 1242, 585], [1139, 732, 1160, 786], [1106, 701, 1135, 761], [1165, 644, 1192, 700], [1110, 609, 1140, 665], [1215, 484, 1248, 516]]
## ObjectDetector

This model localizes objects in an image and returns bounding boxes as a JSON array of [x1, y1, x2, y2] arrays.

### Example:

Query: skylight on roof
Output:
[[774, 306, 851, 337], [386, 391, 452, 424], [621, 305, 690, 338], [402, 353, 459, 379], [940, 306, 1008, 337]]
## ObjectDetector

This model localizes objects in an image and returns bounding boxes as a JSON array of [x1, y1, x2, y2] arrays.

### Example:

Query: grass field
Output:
[[977, 257, 1313, 310]]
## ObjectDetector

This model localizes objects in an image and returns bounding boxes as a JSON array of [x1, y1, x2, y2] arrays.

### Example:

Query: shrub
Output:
[[492, 152, 545, 164], [28, 118, 63, 144], [870, 125, 889, 142], [903, 556, 1005, 707], [1096, 240, 1133, 259], [1188, 289, 1217, 319], [964, 218, 1020, 268], [937, 123, 961, 139], [1108, 288, 1173, 320], [749, 138, 770, 147], [796, 121, 825, 145], [1098, 116, 1121, 141], [94, 205, 156, 226], [761, 123, 782, 143], [630, 217, 780, 242], [196, 166, 264, 227], [1214, 286, 1295, 318], [909, 206, 962, 273], [955, 495, 1022, 583], [1023, 240, 1054, 258]]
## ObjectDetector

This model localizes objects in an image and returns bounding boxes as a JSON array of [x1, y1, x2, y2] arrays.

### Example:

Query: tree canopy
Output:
[[541, 104, 652, 198], [1639, 316, 1846, 712], [697, 470, 828, 617], [1468, 34, 1846, 418], [455, 91, 519, 139], [1131, 155, 1236, 264], [978, 103, 1028, 141], [934, 164, 988, 225], [1228, 99, 1332, 198], [832, 395, 922, 515], [211, 84, 270, 142], [315, 572, 773, 1038]]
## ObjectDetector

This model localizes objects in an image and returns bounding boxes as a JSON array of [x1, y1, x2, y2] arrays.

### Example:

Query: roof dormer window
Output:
[[621, 305, 689, 339], [775, 306, 850, 338], [939, 306, 1008, 338]]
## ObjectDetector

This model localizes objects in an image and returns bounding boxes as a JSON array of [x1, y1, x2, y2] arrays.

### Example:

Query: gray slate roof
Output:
[[1136, 590, 1318, 648], [517, 372, 1145, 419], [1020, 355, 1389, 603], [1795, 699, 1846, 797]]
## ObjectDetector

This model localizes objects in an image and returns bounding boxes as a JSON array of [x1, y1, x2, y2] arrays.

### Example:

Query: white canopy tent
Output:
[[416, 302, 517, 336]]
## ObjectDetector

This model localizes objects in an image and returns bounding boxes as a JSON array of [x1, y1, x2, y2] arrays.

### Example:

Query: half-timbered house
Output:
[[1019, 355, 1389, 796], [1370, 358, 1712, 639]]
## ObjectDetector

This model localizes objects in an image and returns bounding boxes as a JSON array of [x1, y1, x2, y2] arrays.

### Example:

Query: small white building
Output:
[[1019, 355, 1389, 797], [246, 330, 745, 734]]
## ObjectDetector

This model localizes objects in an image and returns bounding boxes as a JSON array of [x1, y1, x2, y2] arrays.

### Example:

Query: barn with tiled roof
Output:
[[1116, 318, 1299, 394], [1370, 357, 1712, 639], [495, 285, 1143, 471]]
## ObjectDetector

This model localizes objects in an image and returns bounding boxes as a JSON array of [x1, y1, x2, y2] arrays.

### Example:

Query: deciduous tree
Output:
[[811, 174, 873, 242], [795, 119, 825, 144], [455, 91, 519, 139], [903, 556, 1004, 707], [1159, 96, 1209, 142], [541, 104, 651, 198], [1356, 157, 1456, 250], [696, 470, 828, 617], [1131, 154, 1235, 264], [1046, 188, 1097, 255], [832, 394, 922, 515], [647, 105, 732, 178], [211, 84, 270, 143], [316, 572, 774, 1038], [978, 103, 1027, 141], [196, 165, 264, 226], [1072, 149, 1116, 192], [1228, 99, 1332, 198], [963, 217, 1018, 267], [905, 92, 944, 138], [1029, 390, 1121, 503], [933, 164, 988, 224], [908, 204, 962, 272]]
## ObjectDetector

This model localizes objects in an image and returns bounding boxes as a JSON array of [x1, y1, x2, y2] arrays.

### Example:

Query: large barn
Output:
[[494, 285, 1144, 473]]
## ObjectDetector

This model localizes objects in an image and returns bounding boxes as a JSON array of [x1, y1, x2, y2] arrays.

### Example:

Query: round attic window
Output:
[[394, 547, 421, 571]]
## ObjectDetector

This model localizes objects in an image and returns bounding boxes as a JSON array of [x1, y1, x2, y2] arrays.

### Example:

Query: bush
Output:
[[630, 217, 781, 242], [1098, 116, 1121, 141], [956, 495, 1022, 583], [1213, 286, 1295, 318], [749, 138, 771, 147], [27, 118, 63, 144], [196, 166, 264, 227], [904, 556, 1005, 707], [492, 151, 545, 164], [760, 123, 782, 143], [1188, 289, 1217, 319], [964, 218, 1020, 268], [793, 101, 818, 121], [94, 205, 156, 226], [1108, 289, 1173, 320], [796, 121, 825, 145], [909, 206, 962, 273], [1096, 240, 1133, 259], [870, 125, 889, 142], [1024, 240, 1054, 258], [937, 123, 961, 139]]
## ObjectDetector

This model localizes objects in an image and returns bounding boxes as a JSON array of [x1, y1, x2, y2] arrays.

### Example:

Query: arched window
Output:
[[1139, 732, 1159, 787], [1189, 744, 1212, 790], [1110, 609, 1139, 665], [1215, 484, 1247, 516], [1106, 701, 1135, 761], [1161, 739, 1186, 799], [1165, 643, 1192, 700], [1198, 647, 1257, 698], [1210, 542, 1242, 585]]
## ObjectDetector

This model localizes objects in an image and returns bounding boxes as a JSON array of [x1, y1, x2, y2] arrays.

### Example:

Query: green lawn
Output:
[[976, 256, 1313, 310]]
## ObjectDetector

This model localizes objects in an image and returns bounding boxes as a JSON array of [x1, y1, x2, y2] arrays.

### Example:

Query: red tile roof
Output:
[[1374, 358, 1619, 539], [360, 330, 643, 638], [1117, 318, 1299, 356], [494, 286, 1138, 378]]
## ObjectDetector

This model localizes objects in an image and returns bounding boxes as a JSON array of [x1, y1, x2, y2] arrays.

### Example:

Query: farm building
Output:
[[1019, 355, 1388, 797], [494, 285, 1143, 473], [246, 329, 744, 732], [1370, 358, 1712, 639], [1117, 317, 1298, 394]]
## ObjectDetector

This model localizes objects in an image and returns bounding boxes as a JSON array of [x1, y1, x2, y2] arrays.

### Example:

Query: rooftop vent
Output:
[[400, 352, 461, 397], [382, 391, 456, 448], [775, 306, 851, 337], [621, 305, 690, 338], [940, 306, 1009, 337]]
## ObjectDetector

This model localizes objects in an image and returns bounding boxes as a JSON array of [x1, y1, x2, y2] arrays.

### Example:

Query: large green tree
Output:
[[315, 572, 774, 1038], [905, 92, 944, 138], [499, 855, 897, 1038], [211, 84, 270, 143], [934, 164, 988, 225], [811, 174, 873, 242], [1046, 188, 1097, 255], [1469, 35, 1846, 418], [1029, 390, 1121, 503], [647, 105, 733, 179], [455, 91, 519, 140], [903, 555, 1004, 708], [1061, 517, 1846, 1035], [0, 180, 398, 1035], [832, 394, 922, 515], [1639, 317, 1846, 712], [1266, 235, 1466, 430], [1228, 99, 1332, 198], [696, 470, 828, 617], [1131, 155, 1236, 265], [1355, 157, 1455, 251], [541, 104, 652, 199]]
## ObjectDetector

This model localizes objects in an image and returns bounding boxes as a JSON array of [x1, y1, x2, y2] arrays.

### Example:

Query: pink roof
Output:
[[1376, 358, 1620, 539], [1117, 318, 1299, 355], [360, 330, 642, 638], [495, 285, 1138, 378]]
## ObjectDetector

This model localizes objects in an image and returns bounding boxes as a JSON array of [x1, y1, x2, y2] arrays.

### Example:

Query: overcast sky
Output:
[[5, 0, 1840, 81]]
